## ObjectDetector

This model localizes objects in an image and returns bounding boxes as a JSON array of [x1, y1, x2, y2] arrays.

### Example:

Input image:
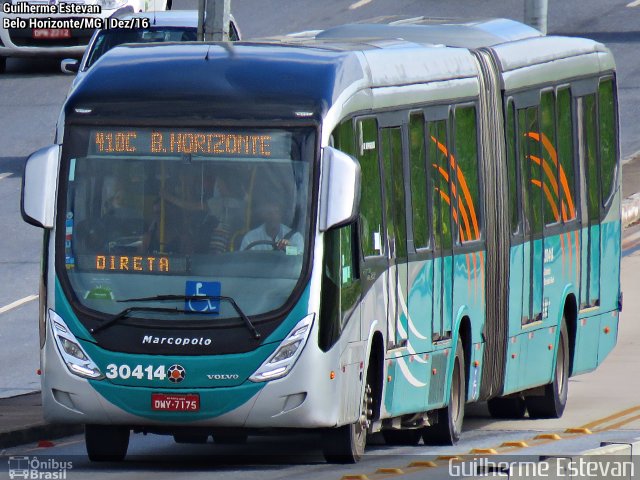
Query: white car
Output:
[[0, 0, 169, 73], [61, 11, 240, 87]]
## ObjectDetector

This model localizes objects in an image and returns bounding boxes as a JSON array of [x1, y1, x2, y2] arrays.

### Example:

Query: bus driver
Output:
[[240, 201, 303, 253]]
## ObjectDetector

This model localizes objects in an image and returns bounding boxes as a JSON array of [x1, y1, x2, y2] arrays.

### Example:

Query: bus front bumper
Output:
[[41, 328, 345, 429]]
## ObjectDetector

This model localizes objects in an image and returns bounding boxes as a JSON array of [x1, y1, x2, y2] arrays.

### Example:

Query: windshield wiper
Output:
[[114, 294, 261, 340], [90, 306, 184, 335]]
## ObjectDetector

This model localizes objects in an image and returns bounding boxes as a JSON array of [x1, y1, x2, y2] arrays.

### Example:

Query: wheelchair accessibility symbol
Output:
[[185, 281, 221, 313]]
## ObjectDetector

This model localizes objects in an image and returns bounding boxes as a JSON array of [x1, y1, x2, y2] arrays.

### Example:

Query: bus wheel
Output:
[[487, 395, 526, 419], [422, 339, 465, 445], [212, 431, 248, 444], [322, 383, 372, 463], [85, 424, 129, 461], [526, 320, 569, 419], [0, 57, 6, 74], [382, 429, 422, 446], [173, 433, 209, 444]]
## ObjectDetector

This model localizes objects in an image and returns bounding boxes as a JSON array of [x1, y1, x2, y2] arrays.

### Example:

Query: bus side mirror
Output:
[[21, 145, 61, 229], [319, 146, 361, 232]]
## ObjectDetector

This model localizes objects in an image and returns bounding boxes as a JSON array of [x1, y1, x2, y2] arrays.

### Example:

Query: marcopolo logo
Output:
[[8, 456, 72, 479], [142, 335, 212, 347]]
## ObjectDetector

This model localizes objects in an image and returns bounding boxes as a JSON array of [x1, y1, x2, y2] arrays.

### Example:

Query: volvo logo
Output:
[[167, 364, 186, 383], [207, 374, 240, 380], [142, 335, 212, 346]]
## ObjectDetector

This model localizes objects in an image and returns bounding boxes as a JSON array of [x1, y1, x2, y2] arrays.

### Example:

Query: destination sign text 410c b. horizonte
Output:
[[91, 130, 284, 158]]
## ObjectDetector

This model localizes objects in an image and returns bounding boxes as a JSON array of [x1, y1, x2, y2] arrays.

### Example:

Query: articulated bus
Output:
[[21, 17, 621, 463]]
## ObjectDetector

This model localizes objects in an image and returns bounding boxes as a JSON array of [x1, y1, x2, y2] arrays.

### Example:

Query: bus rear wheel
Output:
[[322, 383, 372, 463], [526, 320, 569, 419], [85, 424, 129, 461], [422, 339, 465, 445], [487, 395, 526, 419]]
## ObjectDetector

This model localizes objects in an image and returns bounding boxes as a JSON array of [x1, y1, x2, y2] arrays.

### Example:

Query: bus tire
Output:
[[382, 429, 422, 446], [85, 424, 129, 461], [0, 57, 6, 74], [173, 433, 208, 444], [422, 339, 465, 445], [212, 431, 248, 444], [322, 371, 373, 463], [526, 320, 569, 419], [487, 395, 526, 419]]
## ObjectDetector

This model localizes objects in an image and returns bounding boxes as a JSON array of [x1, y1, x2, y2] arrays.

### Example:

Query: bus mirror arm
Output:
[[318, 146, 361, 232], [21, 145, 61, 229]]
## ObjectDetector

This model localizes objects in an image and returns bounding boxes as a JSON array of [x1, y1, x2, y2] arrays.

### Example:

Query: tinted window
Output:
[[557, 87, 576, 222], [540, 91, 560, 225], [429, 120, 453, 249], [518, 107, 543, 234], [357, 118, 383, 257], [599, 79, 617, 205], [409, 113, 429, 249], [454, 106, 481, 242], [381, 128, 407, 258], [583, 94, 600, 221]]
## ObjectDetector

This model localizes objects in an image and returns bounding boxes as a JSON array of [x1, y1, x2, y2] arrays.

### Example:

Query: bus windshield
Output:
[[60, 127, 315, 322]]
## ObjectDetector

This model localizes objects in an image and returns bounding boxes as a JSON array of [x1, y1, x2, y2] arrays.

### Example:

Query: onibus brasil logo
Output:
[[8, 456, 72, 479]]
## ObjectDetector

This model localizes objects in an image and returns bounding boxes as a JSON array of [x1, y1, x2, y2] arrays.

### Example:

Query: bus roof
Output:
[[65, 18, 613, 124]]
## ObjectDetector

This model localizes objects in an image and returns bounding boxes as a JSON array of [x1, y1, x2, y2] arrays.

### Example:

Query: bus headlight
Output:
[[250, 314, 314, 382], [49, 310, 104, 380]]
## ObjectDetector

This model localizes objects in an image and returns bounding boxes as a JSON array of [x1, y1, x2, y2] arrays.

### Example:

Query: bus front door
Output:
[[380, 126, 409, 350]]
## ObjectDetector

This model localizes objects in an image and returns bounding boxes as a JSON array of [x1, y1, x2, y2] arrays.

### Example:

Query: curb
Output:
[[0, 424, 83, 450]]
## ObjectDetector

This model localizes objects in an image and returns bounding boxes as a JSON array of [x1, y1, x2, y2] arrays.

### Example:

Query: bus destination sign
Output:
[[89, 129, 291, 159]]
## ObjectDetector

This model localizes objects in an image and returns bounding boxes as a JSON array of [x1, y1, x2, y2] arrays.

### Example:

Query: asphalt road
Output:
[[1, 0, 640, 473]]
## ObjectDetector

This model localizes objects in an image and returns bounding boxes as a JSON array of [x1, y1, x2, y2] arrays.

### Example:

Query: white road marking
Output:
[[0, 294, 39, 314], [349, 0, 372, 10], [0, 173, 12, 180], [627, 0, 640, 7]]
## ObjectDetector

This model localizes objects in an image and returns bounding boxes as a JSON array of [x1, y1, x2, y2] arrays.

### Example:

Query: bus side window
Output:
[[429, 119, 453, 249], [333, 118, 356, 155], [319, 223, 360, 351], [339, 224, 360, 315], [506, 99, 520, 233], [598, 79, 617, 206], [540, 90, 560, 226], [583, 94, 600, 222], [518, 106, 543, 235], [557, 87, 576, 222], [409, 112, 429, 249], [357, 118, 384, 257], [332, 118, 361, 287], [453, 105, 481, 242]]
